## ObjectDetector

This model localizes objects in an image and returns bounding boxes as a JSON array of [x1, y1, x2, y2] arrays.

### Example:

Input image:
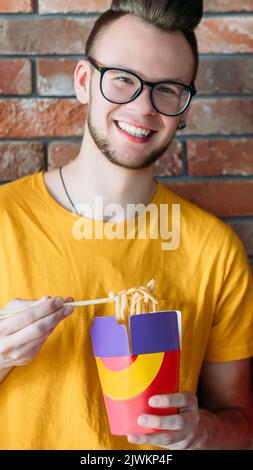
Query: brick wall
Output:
[[0, 0, 252, 267]]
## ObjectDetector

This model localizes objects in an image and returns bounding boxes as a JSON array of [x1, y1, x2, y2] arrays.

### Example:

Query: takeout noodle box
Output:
[[90, 311, 181, 435]]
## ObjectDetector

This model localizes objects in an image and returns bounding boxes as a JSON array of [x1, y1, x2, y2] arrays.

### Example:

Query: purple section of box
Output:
[[90, 316, 130, 357], [90, 311, 180, 357], [130, 311, 179, 355]]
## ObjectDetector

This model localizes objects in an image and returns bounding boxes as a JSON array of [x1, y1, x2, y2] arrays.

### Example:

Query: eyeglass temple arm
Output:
[[84, 55, 103, 71]]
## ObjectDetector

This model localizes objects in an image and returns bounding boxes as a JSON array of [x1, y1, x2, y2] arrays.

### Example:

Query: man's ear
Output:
[[74, 60, 91, 104], [176, 105, 191, 131]]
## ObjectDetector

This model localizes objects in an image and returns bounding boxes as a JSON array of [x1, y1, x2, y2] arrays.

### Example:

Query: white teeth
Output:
[[117, 121, 152, 137]]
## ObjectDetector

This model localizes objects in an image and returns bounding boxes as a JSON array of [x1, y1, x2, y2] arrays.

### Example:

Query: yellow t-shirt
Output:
[[0, 171, 252, 450]]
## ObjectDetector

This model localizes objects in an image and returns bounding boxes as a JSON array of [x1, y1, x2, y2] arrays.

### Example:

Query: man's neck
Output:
[[52, 133, 157, 222]]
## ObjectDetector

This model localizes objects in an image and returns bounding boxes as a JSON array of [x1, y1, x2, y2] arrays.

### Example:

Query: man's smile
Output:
[[114, 120, 157, 143]]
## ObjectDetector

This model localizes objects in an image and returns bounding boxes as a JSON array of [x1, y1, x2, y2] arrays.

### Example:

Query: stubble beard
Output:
[[87, 108, 174, 170]]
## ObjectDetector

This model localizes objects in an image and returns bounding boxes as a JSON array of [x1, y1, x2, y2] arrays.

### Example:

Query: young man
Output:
[[0, 1, 252, 450]]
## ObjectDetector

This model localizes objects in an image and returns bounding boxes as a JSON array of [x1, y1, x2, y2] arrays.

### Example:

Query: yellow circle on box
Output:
[[96, 352, 164, 400]]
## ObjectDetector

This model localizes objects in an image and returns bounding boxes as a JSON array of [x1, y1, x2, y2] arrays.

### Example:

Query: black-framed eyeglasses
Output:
[[85, 55, 197, 117]]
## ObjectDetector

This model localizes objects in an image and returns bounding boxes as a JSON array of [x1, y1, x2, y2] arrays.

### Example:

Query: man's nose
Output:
[[125, 86, 157, 116]]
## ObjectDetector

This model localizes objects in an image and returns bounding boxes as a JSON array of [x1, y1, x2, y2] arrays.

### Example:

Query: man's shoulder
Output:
[[158, 181, 239, 248], [158, 181, 225, 226], [0, 172, 40, 213]]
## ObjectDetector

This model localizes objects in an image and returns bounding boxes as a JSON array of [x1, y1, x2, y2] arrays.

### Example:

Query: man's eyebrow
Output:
[[112, 63, 182, 83]]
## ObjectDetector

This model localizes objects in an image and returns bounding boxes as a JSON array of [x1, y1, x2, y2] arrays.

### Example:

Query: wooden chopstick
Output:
[[0, 296, 116, 319], [64, 297, 116, 307]]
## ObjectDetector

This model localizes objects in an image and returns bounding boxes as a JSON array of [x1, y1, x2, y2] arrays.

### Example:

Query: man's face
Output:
[[86, 15, 195, 170]]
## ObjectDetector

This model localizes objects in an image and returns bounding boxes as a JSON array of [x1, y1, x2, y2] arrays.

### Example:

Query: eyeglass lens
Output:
[[102, 69, 191, 115]]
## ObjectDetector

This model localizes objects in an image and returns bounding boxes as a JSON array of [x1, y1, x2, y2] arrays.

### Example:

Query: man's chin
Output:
[[104, 152, 160, 170], [88, 120, 170, 170]]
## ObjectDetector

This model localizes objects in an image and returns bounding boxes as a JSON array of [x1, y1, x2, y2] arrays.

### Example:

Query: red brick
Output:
[[0, 99, 86, 138], [48, 141, 81, 170], [37, 59, 77, 96], [0, 18, 94, 55], [197, 18, 253, 54], [1, 17, 252, 56], [0, 60, 32, 95], [205, 1, 253, 13], [39, 0, 110, 14], [164, 181, 253, 217], [1, 98, 252, 139], [184, 99, 253, 135], [196, 57, 253, 95], [154, 140, 183, 177], [0, 142, 45, 180], [187, 140, 253, 177], [0, 0, 34, 13], [228, 222, 253, 256], [39, 0, 253, 14]]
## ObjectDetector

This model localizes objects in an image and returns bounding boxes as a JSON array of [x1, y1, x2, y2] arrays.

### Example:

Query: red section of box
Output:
[[103, 350, 180, 435]]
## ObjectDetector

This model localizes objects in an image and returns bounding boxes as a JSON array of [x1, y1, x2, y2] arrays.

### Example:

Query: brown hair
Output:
[[85, 0, 203, 85]]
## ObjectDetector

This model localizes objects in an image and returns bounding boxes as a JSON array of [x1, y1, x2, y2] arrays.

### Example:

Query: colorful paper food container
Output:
[[90, 310, 181, 435]]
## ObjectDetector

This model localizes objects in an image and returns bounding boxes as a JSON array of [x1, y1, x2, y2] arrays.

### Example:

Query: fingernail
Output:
[[63, 306, 73, 316], [138, 416, 148, 426], [65, 297, 74, 303], [149, 397, 159, 406], [128, 435, 142, 444], [128, 435, 145, 444], [54, 297, 64, 308]]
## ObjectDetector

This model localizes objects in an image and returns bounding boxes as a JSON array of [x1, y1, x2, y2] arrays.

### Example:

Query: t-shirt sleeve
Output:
[[205, 230, 253, 362]]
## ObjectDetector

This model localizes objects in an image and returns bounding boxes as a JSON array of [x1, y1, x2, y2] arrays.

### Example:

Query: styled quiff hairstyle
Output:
[[85, 0, 203, 85]]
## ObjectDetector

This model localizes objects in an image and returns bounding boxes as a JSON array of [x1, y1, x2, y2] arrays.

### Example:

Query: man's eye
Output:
[[157, 87, 177, 96], [115, 76, 133, 84]]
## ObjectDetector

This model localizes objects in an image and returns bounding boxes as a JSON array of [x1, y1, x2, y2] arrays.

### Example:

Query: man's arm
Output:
[[197, 358, 252, 449], [127, 358, 252, 449]]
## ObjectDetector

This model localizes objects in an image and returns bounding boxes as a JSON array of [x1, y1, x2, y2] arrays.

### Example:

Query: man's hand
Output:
[[127, 392, 207, 450], [0, 296, 74, 370]]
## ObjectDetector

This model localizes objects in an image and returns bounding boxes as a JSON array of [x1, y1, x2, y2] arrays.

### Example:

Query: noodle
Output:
[[108, 279, 159, 321]]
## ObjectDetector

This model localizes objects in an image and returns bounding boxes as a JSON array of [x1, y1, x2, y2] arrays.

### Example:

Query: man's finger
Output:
[[0, 305, 73, 353], [0, 297, 67, 336], [137, 413, 185, 430], [1, 329, 54, 362], [127, 430, 184, 447], [149, 392, 198, 409]]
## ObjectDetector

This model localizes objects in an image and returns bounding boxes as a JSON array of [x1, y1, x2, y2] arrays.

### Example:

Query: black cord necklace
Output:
[[59, 167, 79, 216]]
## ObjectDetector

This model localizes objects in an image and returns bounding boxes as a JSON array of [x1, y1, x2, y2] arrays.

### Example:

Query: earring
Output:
[[177, 121, 187, 130]]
